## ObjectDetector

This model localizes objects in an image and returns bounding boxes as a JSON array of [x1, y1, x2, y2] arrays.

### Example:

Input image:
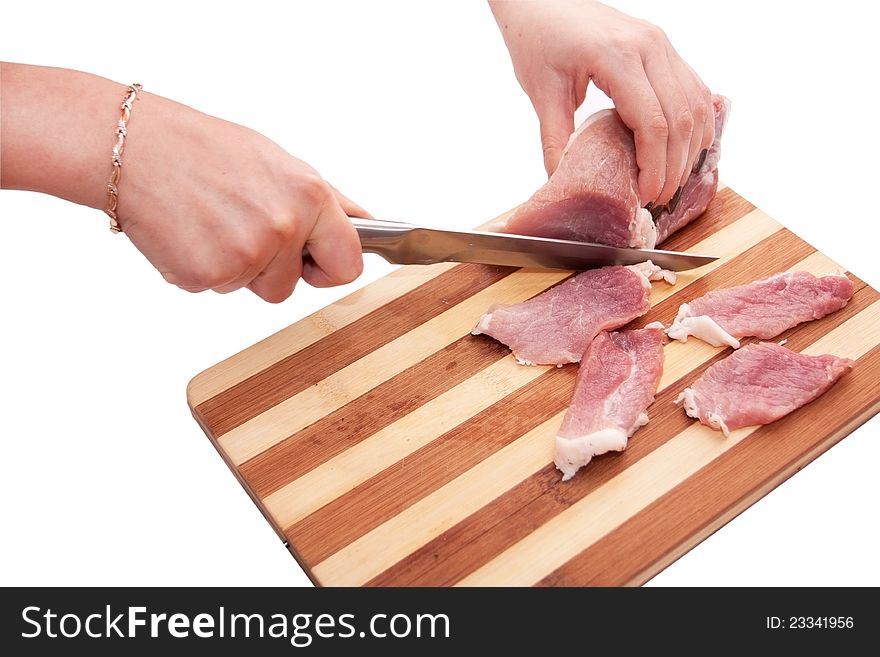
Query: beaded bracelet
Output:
[[104, 83, 142, 233]]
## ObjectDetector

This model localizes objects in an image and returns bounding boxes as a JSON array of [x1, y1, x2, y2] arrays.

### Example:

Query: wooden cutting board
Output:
[[187, 185, 880, 586]]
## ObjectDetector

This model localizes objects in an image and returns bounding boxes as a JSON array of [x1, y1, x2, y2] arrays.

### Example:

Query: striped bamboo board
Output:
[[188, 185, 880, 586]]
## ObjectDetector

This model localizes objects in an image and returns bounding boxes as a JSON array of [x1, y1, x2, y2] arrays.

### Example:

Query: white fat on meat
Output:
[[666, 303, 740, 348], [555, 428, 628, 482], [629, 207, 658, 249], [675, 388, 732, 436], [628, 260, 677, 286]]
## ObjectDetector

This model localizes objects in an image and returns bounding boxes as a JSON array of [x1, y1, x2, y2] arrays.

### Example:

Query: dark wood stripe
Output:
[[195, 263, 514, 437], [658, 186, 755, 252], [366, 273, 875, 586], [537, 341, 880, 586], [287, 365, 577, 565], [240, 335, 511, 498]]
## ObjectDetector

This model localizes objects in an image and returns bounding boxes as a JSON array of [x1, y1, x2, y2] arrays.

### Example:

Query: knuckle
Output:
[[163, 269, 209, 293], [639, 22, 666, 44], [234, 239, 264, 270], [269, 215, 298, 242], [693, 100, 709, 123], [541, 133, 566, 153], [298, 173, 331, 206], [674, 106, 694, 134], [645, 112, 669, 140], [616, 46, 642, 65], [194, 265, 230, 290], [176, 278, 208, 294]]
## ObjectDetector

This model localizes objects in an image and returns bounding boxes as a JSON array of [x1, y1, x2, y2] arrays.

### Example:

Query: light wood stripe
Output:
[[312, 251, 849, 585], [263, 357, 550, 528], [456, 300, 880, 586], [187, 263, 457, 406], [217, 209, 777, 466]]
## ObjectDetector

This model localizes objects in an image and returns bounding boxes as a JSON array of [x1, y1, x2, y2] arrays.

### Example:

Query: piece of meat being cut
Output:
[[494, 95, 731, 249], [555, 325, 665, 481], [472, 262, 664, 366], [666, 271, 854, 348], [675, 342, 853, 436]]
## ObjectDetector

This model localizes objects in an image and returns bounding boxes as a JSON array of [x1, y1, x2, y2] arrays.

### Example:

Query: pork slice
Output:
[[676, 342, 853, 436], [667, 271, 855, 348], [471, 263, 654, 366], [496, 95, 730, 248], [555, 325, 665, 481]]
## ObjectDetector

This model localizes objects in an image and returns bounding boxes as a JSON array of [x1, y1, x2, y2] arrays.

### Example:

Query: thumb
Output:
[[537, 97, 576, 177]]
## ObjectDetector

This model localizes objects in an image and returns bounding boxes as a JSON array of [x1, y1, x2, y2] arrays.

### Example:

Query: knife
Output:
[[346, 217, 716, 272]]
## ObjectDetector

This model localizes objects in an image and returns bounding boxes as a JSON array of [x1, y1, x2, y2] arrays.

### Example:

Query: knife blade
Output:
[[348, 217, 716, 272]]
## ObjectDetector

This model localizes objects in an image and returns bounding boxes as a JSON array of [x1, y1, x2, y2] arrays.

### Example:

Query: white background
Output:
[[1, 0, 878, 587]]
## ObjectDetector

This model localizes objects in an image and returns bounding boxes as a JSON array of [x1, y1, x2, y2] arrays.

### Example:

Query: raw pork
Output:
[[555, 325, 665, 481], [667, 271, 854, 348], [472, 263, 658, 366], [495, 95, 731, 249], [676, 342, 853, 436]]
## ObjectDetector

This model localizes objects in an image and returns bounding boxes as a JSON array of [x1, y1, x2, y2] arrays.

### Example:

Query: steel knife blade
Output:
[[348, 217, 715, 272]]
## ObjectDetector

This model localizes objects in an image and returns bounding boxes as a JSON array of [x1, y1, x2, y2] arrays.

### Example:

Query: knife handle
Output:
[[301, 217, 416, 263]]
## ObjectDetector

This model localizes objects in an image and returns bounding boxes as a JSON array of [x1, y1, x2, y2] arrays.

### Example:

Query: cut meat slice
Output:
[[555, 325, 665, 481], [494, 95, 730, 248], [472, 263, 657, 366], [667, 271, 854, 348], [675, 342, 853, 436]]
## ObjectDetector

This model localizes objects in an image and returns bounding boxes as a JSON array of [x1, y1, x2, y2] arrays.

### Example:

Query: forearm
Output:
[[0, 62, 124, 209]]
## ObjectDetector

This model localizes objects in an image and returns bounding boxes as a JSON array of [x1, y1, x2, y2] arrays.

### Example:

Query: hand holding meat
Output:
[[490, 0, 715, 205]]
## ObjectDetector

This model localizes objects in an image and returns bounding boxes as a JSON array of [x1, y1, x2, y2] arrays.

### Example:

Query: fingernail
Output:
[[667, 186, 683, 213], [648, 203, 665, 222]]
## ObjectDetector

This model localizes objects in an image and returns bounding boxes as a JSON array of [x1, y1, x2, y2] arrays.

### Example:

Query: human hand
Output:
[[490, 0, 715, 205], [117, 94, 364, 302]]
